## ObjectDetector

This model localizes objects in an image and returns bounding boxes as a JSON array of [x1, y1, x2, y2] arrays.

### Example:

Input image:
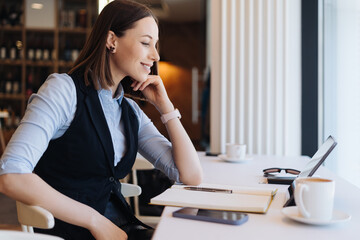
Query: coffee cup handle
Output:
[[295, 184, 311, 218]]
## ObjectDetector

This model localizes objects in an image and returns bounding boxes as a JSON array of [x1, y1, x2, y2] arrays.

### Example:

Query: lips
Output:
[[141, 62, 152, 73]]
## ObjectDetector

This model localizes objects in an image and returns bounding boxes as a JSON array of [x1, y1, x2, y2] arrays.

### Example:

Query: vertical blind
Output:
[[209, 0, 301, 156]]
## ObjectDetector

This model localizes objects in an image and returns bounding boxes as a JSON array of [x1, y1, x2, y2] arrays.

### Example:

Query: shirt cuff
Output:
[[0, 159, 33, 175]]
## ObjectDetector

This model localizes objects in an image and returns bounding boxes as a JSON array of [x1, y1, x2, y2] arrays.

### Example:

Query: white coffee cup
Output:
[[226, 143, 246, 160], [294, 177, 335, 221]]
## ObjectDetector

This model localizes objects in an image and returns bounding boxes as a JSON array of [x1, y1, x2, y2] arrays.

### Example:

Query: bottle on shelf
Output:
[[8, 3, 20, 26], [59, 10, 68, 28], [0, 41, 6, 59], [0, 70, 5, 93], [0, 3, 8, 26], [13, 114, 20, 129], [15, 3, 23, 26], [0, 106, 4, 128], [77, 9, 87, 28], [12, 71, 20, 94], [35, 36, 43, 61], [27, 35, 35, 61], [16, 40, 23, 60], [52, 48, 57, 61], [43, 49, 50, 61], [64, 39, 71, 62], [0, 106, 19, 130], [68, 10, 75, 28], [5, 106, 11, 129], [26, 68, 34, 98], [9, 38, 17, 60], [5, 71, 13, 94], [43, 36, 53, 61], [71, 38, 80, 62]]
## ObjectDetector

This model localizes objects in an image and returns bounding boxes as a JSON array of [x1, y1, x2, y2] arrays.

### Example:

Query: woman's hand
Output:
[[89, 214, 128, 240], [131, 75, 174, 114], [131, 75, 203, 185]]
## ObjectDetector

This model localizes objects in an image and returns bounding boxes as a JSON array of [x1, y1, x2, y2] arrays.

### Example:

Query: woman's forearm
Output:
[[0, 173, 102, 231], [138, 75, 203, 185], [154, 97, 203, 185], [164, 117, 203, 185]]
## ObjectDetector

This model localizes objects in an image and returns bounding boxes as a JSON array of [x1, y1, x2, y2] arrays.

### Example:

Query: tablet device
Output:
[[283, 135, 337, 207], [173, 207, 248, 225]]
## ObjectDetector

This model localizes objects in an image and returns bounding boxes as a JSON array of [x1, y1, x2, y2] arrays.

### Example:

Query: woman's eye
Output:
[[141, 42, 150, 46]]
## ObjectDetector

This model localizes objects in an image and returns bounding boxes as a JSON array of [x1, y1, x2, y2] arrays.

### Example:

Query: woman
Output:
[[0, 1, 203, 239]]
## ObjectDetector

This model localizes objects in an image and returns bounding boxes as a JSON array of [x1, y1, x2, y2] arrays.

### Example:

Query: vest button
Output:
[[109, 177, 115, 182]]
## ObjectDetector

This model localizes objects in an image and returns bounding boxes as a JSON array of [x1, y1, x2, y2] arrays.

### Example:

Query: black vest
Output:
[[34, 70, 140, 239]]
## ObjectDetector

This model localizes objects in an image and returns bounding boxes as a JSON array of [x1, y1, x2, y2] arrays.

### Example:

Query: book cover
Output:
[[150, 183, 277, 214]]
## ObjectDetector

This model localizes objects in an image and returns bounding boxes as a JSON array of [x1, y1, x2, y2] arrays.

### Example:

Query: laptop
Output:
[[281, 135, 337, 207]]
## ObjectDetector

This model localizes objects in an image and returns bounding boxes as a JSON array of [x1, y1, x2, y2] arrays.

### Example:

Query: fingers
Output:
[[130, 81, 142, 91], [131, 75, 161, 91]]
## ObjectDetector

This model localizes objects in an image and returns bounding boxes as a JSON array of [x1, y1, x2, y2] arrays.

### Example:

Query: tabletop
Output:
[[152, 152, 359, 240]]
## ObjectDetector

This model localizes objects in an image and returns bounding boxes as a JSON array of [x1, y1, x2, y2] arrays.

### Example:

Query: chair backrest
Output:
[[16, 202, 54, 233]]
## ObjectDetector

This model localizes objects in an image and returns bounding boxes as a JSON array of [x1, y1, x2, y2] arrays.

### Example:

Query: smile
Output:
[[141, 63, 152, 72]]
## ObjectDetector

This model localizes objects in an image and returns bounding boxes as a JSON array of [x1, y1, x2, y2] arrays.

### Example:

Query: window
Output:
[[323, 0, 360, 188]]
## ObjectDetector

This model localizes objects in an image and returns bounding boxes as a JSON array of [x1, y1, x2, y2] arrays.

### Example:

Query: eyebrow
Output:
[[141, 34, 153, 39], [141, 34, 158, 42]]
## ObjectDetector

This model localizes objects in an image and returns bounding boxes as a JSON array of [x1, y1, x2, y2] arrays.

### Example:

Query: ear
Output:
[[106, 31, 116, 52]]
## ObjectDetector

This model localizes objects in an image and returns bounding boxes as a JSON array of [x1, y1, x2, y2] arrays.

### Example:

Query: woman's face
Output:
[[110, 17, 160, 83]]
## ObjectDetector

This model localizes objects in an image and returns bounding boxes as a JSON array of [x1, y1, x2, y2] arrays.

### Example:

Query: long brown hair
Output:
[[68, 0, 157, 91]]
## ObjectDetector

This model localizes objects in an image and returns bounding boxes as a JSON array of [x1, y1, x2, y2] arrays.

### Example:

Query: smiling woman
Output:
[[0, 1, 202, 240], [106, 17, 160, 93]]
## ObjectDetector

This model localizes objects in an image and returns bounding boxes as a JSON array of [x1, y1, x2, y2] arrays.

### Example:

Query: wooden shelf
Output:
[[0, 26, 23, 32], [25, 60, 54, 67], [58, 60, 75, 68], [59, 27, 87, 34], [0, 60, 23, 66], [0, 94, 25, 100], [25, 28, 56, 33]]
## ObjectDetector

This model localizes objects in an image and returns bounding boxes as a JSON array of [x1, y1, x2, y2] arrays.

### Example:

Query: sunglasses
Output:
[[263, 167, 300, 176]]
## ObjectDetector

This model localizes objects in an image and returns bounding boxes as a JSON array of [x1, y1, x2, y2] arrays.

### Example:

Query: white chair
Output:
[[130, 154, 160, 227], [16, 202, 54, 233], [16, 183, 141, 233]]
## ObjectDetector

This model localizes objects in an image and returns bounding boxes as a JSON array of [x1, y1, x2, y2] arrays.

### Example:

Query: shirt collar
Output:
[[97, 83, 124, 103]]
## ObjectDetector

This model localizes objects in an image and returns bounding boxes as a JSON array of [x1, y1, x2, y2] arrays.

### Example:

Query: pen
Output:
[[184, 186, 233, 194]]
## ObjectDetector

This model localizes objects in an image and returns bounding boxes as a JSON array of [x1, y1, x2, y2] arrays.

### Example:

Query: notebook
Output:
[[150, 183, 278, 214], [283, 135, 337, 207]]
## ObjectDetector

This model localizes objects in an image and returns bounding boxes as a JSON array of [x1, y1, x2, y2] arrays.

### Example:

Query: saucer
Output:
[[218, 154, 252, 163], [282, 206, 351, 225]]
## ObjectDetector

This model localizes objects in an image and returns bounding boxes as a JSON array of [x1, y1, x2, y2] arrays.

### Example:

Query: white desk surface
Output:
[[152, 152, 359, 240]]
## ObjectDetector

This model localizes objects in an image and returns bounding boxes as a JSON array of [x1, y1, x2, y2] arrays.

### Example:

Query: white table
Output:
[[152, 152, 359, 240]]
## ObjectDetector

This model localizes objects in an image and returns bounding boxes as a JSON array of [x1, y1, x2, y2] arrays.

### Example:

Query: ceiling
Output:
[[137, 0, 206, 22]]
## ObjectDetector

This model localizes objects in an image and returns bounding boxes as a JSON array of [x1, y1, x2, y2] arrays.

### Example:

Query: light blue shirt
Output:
[[0, 73, 180, 182]]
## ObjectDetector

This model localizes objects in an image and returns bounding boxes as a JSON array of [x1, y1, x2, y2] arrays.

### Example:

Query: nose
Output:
[[151, 46, 160, 62]]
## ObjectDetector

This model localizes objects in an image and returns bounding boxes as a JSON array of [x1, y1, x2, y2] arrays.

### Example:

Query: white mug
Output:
[[294, 177, 335, 221], [226, 144, 246, 160]]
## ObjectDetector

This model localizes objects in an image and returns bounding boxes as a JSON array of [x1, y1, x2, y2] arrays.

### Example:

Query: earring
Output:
[[109, 46, 115, 53]]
